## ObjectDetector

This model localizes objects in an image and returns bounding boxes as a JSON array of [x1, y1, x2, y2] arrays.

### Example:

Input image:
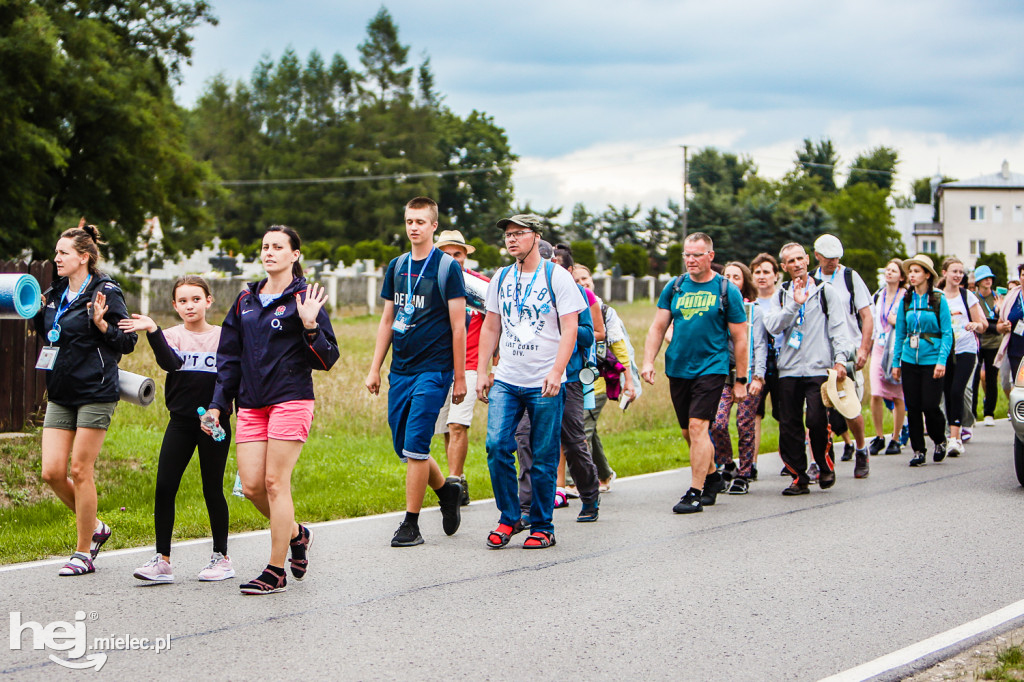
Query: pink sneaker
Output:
[[198, 553, 235, 582], [134, 555, 174, 583]]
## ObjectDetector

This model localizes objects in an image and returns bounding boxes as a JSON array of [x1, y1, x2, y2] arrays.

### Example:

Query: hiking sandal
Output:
[[486, 520, 524, 549], [58, 554, 95, 576], [522, 531, 556, 549]]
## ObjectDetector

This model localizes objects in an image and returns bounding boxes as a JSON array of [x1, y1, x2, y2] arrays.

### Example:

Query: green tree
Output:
[[611, 243, 649, 276], [570, 240, 597, 270], [824, 184, 903, 261], [846, 146, 899, 192], [688, 148, 755, 196], [334, 244, 355, 265], [796, 138, 840, 193], [975, 252, 1009, 288], [0, 0, 218, 259], [468, 237, 504, 270], [357, 7, 412, 103], [665, 243, 683, 275]]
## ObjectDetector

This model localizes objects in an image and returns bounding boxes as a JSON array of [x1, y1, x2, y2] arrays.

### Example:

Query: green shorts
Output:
[[43, 401, 117, 431]]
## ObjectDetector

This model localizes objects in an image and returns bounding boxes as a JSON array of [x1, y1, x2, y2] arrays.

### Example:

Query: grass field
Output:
[[0, 301, 1009, 564]]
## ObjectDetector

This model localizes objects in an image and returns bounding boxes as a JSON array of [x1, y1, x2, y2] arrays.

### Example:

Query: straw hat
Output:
[[434, 230, 475, 255], [820, 369, 862, 420], [901, 253, 938, 280]]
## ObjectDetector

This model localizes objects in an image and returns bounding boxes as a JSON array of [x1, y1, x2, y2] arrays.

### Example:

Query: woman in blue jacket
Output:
[[205, 225, 339, 595], [34, 224, 137, 576], [891, 254, 953, 467]]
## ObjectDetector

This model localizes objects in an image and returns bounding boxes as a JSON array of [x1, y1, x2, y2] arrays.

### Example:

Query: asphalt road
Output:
[[3, 420, 1023, 681]]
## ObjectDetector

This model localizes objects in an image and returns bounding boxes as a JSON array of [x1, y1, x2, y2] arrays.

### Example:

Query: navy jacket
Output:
[[33, 274, 137, 406], [210, 277, 339, 412], [565, 285, 596, 383]]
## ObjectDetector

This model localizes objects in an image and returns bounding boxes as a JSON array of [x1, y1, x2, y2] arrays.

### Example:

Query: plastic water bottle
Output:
[[232, 473, 245, 498], [196, 407, 226, 442]]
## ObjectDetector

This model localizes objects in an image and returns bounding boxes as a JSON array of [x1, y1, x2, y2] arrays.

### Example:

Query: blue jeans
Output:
[[485, 380, 564, 534]]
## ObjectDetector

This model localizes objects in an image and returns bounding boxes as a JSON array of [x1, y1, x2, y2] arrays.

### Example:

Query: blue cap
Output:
[[973, 265, 995, 283]]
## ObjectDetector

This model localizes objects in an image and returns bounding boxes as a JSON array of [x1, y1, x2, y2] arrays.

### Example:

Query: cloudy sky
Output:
[[176, 0, 1024, 215]]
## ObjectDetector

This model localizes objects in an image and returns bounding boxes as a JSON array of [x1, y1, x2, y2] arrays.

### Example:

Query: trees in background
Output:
[[0, 0, 217, 259]]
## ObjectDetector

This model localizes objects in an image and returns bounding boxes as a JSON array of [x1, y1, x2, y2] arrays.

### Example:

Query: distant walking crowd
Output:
[[31, 202, 1024, 594]]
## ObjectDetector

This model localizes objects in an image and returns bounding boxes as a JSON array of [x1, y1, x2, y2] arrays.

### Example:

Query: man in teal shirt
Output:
[[642, 232, 749, 514]]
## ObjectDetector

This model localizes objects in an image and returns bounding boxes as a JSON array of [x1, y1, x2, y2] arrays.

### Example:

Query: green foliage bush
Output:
[[612, 243, 649, 277], [571, 240, 597, 270]]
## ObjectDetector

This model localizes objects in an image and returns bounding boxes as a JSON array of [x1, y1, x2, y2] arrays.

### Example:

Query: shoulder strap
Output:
[[813, 278, 829, 318], [844, 267, 856, 316], [544, 261, 560, 333], [436, 251, 454, 303], [959, 287, 970, 317], [718, 274, 728, 317], [931, 291, 943, 318], [496, 264, 513, 292], [396, 252, 410, 278]]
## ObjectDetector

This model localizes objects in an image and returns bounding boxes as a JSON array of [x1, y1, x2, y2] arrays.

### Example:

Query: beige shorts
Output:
[[434, 369, 478, 434], [43, 401, 117, 431]]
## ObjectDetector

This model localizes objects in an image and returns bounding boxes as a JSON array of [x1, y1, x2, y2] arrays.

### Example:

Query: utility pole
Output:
[[680, 144, 689, 243]]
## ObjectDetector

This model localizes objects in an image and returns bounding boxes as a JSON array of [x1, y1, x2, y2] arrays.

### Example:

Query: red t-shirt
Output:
[[466, 311, 483, 371]]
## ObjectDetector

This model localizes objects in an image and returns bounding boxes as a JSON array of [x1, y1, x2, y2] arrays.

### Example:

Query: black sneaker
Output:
[[884, 439, 902, 455], [391, 521, 424, 547], [459, 475, 470, 506], [436, 480, 462, 536], [782, 480, 810, 496], [854, 450, 869, 479], [673, 489, 703, 514], [909, 452, 926, 467], [868, 436, 886, 455], [841, 443, 855, 462], [750, 465, 758, 481], [933, 442, 947, 463]]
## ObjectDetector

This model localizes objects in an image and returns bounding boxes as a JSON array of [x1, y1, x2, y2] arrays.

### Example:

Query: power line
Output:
[[214, 165, 508, 187]]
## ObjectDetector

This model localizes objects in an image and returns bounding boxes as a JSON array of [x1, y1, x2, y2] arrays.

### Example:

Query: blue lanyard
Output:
[[50, 275, 91, 342], [880, 288, 899, 331], [404, 248, 435, 310], [911, 291, 926, 334], [513, 262, 541, 322], [796, 279, 812, 326]]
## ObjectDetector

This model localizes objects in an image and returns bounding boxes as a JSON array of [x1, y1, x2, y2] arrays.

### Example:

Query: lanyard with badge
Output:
[[787, 279, 811, 350], [878, 289, 899, 341], [908, 291, 925, 349], [510, 261, 541, 343], [392, 249, 435, 334], [37, 275, 92, 370]]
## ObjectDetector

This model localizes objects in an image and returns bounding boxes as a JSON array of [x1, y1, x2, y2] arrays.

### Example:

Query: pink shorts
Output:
[[235, 400, 315, 443]]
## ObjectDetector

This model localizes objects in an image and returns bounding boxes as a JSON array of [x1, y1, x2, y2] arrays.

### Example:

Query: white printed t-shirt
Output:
[[485, 262, 586, 389], [946, 289, 980, 354]]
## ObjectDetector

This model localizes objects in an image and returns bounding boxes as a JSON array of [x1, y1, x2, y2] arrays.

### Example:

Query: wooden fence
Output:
[[0, 260, 54, 431]]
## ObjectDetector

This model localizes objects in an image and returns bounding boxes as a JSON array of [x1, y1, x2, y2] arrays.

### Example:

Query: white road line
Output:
[[820, 598, 1024, 682], [0, 466, 694, 573]]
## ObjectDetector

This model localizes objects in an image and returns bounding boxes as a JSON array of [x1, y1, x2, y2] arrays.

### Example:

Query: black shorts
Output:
[[756, 374, 779, 419], [669, 374, 727, 426]]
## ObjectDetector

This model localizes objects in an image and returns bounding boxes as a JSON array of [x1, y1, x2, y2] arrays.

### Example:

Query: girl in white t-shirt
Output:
[[938, 257, 988, 455]]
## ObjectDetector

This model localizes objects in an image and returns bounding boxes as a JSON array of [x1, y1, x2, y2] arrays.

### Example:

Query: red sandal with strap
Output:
[[486, 519, 525, 549], [523, 531, 556, 549]]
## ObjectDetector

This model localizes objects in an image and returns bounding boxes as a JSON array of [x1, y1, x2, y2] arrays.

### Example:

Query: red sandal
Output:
[[486, 520, 525, 549], [522, 531, 556, 549]]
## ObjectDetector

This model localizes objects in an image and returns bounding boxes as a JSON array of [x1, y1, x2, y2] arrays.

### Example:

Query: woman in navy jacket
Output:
[[204, 225, 339, 595], [33, 225, 137, 576]]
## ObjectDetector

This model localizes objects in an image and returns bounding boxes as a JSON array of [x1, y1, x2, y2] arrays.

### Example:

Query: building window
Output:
[[922, 239, 937, 254], [1019, 240, 1023, 257], [1014, 205, 1023, 222], [979, 239, 987, 254], [993, 205, 1003, 222], [970, 240, 977, 255], [970, 205, 986, 221]]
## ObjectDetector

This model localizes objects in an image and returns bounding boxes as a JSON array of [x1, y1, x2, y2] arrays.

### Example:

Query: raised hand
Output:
[[88, 292, 108, 333], [295, 282, 328, 329], [118, 313, 158, 334]]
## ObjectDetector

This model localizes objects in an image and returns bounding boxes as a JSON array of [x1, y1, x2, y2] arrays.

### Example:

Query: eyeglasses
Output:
[[504, 230, 534, 242], [683, 251, 710, 260]]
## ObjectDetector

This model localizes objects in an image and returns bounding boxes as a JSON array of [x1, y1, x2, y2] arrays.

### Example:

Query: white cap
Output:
[[813, 234, 843, 259]]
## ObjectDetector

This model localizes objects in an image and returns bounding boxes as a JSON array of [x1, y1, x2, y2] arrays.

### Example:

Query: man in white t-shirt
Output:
[[477, 214, 586, 550], [813, 234, 874, 478]]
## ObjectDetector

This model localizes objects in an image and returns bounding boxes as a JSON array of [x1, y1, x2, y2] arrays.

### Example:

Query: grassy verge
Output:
[[0, 301, 1010, 564], [981, 644, 1024, 680]]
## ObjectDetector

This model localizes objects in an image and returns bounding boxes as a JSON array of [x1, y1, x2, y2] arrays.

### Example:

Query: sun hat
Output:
[[496, 214, 545, 232], [434, 230, 475, 254], [973, 264, 995, 284], [901, 253, 938, 280], [820, 369, 862, 420], [813, 234, 844, 259]]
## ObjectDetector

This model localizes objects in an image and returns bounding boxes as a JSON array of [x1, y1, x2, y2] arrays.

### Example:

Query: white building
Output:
[[935, 160, 1024, 271]]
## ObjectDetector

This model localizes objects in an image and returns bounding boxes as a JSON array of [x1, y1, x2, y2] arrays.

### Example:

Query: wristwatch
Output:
[[735, 377, 748, 385]]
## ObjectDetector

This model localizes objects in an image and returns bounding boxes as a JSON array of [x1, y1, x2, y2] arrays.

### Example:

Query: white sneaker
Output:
[[947, 439, 964, 456], [984, 416, 996, 427], [134, 554, 174, 582], [198, 553, 235, 581]]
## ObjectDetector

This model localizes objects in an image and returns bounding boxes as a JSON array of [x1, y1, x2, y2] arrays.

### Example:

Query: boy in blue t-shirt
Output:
[[365, 197, 468, 547], [642, 233, 748, 514]]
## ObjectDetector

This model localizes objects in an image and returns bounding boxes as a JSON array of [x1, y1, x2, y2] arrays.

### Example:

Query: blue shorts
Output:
[[387, 370, 454, 461]]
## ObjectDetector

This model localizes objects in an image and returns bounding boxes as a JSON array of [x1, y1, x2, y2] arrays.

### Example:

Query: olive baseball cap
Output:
[[496, 214, 545, 232]]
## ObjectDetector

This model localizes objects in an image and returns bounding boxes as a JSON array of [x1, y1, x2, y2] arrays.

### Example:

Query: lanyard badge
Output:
[[392, 250, 435, 334], [49, 275, 92, 344]]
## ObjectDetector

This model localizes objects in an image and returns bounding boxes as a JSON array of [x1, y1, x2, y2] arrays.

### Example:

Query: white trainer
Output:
[[198, 553, 235, 582], [134, 554, 174, 583], [984, 416, 996, 426]]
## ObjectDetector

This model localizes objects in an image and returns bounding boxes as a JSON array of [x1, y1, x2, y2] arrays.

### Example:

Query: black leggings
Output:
[[972, 347, 1000, 418], [901, 362, 946, 453], [943, 352, 977, 427], [154, 415, 231, 557]]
